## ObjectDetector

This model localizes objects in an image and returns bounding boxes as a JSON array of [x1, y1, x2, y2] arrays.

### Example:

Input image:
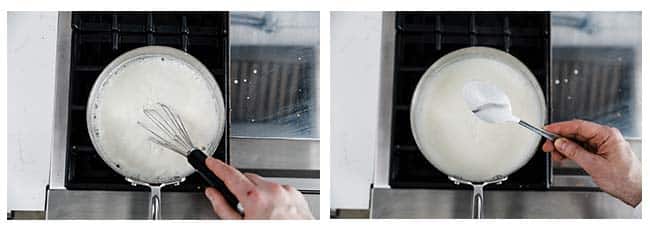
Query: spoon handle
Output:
[[518, 120, 558, 142]]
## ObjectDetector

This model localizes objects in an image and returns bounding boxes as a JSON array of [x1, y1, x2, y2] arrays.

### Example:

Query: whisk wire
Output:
[[173, 111, 194, 147], [144, 108, 189, 151], [137, 121, 185, 155], [160, 104, 195, 148], [139, 103, 196, 155]]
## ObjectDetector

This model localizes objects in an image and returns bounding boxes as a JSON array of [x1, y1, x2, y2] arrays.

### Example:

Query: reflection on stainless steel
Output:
[[373, 12, 396, 189], [228, 11, 319, 189], [552, 175, 598, 188], [263, 177, 320, 192], [370, 188, 641, 219], [46, 189, 320, 219], [230, 11, 319, 140], [551, 12, 641, 137], [50, 12, 72, 190], [229, 137, 319, 192], [550, 12, 642, 180], [230, 12, 278, 33], [230, 46, 317, 139], [230, 137, 319, 171], [551, 47, 636, 135], [46, 190, 209, 219], [551, 13, 598, 34]]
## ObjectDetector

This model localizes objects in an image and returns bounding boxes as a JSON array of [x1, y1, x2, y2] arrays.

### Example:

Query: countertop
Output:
[[7, 12, 59, 212]]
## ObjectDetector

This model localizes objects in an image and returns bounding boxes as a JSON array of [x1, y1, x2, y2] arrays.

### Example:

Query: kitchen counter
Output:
[[7, 11, 59, 212]]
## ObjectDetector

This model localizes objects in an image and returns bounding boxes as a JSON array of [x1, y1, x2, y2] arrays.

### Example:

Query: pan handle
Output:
[[187, 149, 242, 213], [449, 176, 507, 219], [471, 184, 484, 219], [149, 185, 162, 220], [126, 178, 183, 220]]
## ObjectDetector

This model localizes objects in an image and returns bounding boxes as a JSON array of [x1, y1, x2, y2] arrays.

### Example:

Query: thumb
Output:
[[205, 187, 242, 219], [554, 138, 603, 174]]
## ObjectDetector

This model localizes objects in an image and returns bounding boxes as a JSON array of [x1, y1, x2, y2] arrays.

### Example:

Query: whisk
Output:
[[137, 103, 240, 211]]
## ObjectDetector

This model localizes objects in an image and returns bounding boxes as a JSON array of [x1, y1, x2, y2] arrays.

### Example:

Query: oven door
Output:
[[228, 12, 320, 192]]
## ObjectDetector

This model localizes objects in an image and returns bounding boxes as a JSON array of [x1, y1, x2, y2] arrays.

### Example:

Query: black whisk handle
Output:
[[187, 149, 241, 213]]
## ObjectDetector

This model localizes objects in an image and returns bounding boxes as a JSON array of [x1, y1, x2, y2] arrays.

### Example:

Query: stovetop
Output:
[[64, 12, 229, 191], [388, 12, 552, 190]]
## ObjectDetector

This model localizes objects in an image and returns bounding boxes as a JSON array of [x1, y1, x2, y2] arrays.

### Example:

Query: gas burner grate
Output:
[[389, 12, 551, 190], [65, 12, 229, 191]]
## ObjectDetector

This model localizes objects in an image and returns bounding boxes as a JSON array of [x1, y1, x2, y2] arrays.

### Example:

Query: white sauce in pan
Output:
[[90, 54, 224, 184], [462, 81, 520, 124], [411, 57, 543, 182]]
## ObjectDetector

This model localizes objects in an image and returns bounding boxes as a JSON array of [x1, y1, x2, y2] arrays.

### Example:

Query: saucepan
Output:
[[87, 46, 238, 219], [410, 47, 547, 218]]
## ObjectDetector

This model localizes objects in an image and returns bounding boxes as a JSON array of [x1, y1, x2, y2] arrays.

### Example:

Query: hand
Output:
[[202, 157, 314, 219], [542, 119, 641, 207]]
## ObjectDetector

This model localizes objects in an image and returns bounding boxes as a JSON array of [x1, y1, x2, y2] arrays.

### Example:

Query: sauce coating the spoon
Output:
[[462, 81, 520, 124]]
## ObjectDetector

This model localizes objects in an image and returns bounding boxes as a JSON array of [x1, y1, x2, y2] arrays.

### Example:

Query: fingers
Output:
[[282, 184, 295, 191], [543, 140, 566, 161], [244, 173, 297, 194], [550, 151, 565, 162], [244, 173, 269, 186], [553, 138, 603, 174], [205, 187, 242, 219], [542, 140, 554, 152], [245, 173, 294, 192], [205, 157, 255, 201], [545, 120, 610, 147]]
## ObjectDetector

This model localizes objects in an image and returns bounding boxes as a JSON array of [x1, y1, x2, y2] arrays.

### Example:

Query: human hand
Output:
[[203, 157, 314, 219], [542, 119, 641, 207]]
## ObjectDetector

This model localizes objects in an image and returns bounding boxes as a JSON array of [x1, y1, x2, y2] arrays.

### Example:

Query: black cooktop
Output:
[[65, 12, 229, 191], [389, 12, 552, 190]]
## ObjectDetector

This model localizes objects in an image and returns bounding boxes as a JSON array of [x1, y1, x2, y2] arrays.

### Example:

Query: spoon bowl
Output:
[[462, 81, 558, 141]]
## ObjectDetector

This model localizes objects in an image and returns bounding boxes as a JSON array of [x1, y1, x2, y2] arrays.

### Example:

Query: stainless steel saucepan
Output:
[[410, 47, 547, 218], [87, 46, 236, 219]]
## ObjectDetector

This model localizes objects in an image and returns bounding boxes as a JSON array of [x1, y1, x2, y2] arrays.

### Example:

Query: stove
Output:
[[65, 11, 229, 192], [388, 12, 551, 190]]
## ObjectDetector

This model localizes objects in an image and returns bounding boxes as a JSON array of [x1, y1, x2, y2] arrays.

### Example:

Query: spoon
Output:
[[462, 81, 558, 141]]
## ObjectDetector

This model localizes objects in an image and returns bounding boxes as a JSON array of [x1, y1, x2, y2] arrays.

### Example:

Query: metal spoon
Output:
[[462, 81, 558, 141]]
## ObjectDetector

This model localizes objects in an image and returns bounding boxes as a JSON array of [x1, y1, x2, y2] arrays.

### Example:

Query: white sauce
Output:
[[412, 57, 543, 182], [91, 54, 224, 184], [462, 81, 520, 123]]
